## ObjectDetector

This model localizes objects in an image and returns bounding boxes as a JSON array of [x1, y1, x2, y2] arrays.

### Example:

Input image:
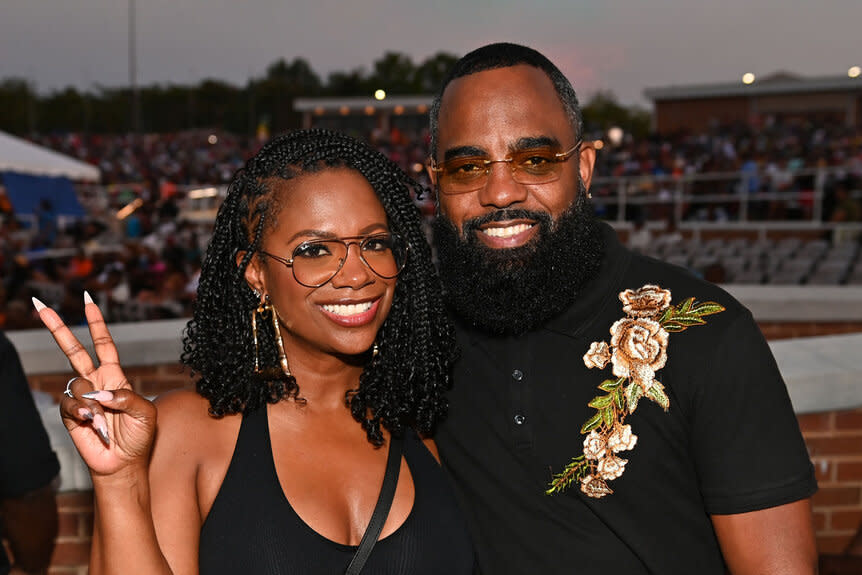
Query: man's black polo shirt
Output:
[[436, 223, 816, 574]]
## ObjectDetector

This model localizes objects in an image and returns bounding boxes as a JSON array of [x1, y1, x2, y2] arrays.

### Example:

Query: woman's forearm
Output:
[[89, 468, 173, 575]]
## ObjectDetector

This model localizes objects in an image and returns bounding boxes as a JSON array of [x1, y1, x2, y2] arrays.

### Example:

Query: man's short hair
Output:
[[429, 42, 583, 158]]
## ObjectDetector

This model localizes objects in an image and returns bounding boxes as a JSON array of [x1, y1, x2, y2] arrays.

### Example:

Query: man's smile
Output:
[[476, 219, 539, 248]]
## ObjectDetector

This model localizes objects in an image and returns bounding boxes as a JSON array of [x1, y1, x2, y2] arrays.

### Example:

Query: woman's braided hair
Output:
[[181, 129, 456, 445]]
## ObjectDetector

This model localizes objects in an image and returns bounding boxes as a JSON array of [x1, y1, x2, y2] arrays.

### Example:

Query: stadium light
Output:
[[849, 66, 861, 79], [742, 73, 756, 85], [374, 89, 387, 100]]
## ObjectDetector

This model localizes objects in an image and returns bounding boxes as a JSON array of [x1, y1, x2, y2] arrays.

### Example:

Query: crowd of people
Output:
[[0, 195, 204, 330], [590, 119, 862, 223], [1, 107, 861, 333], [27, 114, 862, 202]]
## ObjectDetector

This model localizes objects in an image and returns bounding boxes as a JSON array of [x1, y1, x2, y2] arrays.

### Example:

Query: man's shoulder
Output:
[[623, 250, 748, 317]]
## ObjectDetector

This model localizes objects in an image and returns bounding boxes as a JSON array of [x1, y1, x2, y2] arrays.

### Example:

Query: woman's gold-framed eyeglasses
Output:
[[258, 233, 408, 288], [429, 140, 582, 195]]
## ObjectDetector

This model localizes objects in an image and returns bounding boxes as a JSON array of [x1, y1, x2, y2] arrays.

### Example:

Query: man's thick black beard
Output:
[[433, 194, 605, 336]]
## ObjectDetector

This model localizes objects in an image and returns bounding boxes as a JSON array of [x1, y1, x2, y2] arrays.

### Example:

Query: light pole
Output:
[[129, 0, 140, 134]]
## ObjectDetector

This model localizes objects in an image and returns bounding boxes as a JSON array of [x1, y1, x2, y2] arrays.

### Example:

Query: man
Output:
[[428, 43, 817, 574], [0, 331, 60, 575]]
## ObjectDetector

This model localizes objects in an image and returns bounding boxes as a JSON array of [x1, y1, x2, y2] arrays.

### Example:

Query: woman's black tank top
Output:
[[198, 406, 474, 574]]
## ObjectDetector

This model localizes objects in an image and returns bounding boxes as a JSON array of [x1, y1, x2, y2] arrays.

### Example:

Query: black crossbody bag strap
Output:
[[344, 435, 404, 575]]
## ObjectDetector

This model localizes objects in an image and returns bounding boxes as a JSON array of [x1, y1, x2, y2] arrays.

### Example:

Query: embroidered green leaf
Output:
[[691, 302, 725, 317], [546, 455, 590, 495], [671, 313, 707, 323], [581, 411, 603, 434], [647, 382, 670, 411], [678, 297, 695, 314], [626, 383, 644, 413], [614, 387, 625, 411], [662, 316, 706, 331], [657, 306, 673, 324], [588, 394, 614, 409], [599, 378, 624, 392], [602, 407, 615, 428]]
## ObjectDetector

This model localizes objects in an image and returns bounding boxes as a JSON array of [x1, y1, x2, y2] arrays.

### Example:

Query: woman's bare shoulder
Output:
[[154, 388, 212, 422], [151, 389, 241, 456]]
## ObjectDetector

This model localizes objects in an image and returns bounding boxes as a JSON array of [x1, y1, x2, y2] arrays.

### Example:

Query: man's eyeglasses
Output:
[[258, 233, 408, 288], [429, 140, 582, 195]]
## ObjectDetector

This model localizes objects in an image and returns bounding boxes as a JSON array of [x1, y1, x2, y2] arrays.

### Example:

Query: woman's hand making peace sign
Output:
[[33, 292, 157, 478]]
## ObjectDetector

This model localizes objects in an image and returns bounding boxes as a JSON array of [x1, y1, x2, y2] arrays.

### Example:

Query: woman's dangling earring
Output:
[[252, 294, 290, 377], [269, 301, 291, 377], [252, 294, 266, 374], [370, 341, 380, 365]]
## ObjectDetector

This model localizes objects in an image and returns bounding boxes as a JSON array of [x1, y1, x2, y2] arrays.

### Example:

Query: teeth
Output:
[[482, 224, 532, 238], [322, 302, 373, 316]]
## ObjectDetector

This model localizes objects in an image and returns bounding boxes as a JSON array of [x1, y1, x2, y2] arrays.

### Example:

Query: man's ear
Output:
[[426, 160, 438, 188], [578, 141, 597, 192], [426, 161, 444, 216], [237, 250, 265, 295]]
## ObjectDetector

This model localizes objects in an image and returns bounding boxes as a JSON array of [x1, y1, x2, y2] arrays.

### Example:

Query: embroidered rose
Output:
[[610, 318, 669, 392], [582, 430, 607, 460], [597, 454, 628, 480], [619, 285, 672, 318], [545, 284, 726, 497], [580, 474, 613, 498], [607, 424, 638, 453], [583, 341, 612, 370]]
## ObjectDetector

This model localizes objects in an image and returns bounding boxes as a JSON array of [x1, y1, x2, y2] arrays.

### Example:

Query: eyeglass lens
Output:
[[438, 146, 574, 194], [292, 234, 406, 287]]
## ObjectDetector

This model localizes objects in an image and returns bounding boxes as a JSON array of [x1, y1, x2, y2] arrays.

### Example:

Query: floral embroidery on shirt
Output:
[[546, 284, 725, 498]]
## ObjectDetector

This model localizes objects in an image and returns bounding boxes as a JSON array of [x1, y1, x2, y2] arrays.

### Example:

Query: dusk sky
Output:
[[1, 0, 859, 107]]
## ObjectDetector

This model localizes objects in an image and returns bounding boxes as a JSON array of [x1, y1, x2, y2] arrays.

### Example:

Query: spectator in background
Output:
[[627, 210, 652, 253], [829, 180, 861, 222], [0, 330, 60, 575]]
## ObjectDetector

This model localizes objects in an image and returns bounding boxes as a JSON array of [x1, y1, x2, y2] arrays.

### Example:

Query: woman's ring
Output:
[[64, 376, 83, 398]]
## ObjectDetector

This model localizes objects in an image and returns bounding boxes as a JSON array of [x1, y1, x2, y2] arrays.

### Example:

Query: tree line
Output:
[[0, 51, 649, 138]]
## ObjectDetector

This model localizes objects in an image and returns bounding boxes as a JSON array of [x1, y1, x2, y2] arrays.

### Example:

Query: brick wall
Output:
[[802, 410, 862, 553], [51, 492, 92, 575], [759, 322, 862, 341], [18, 323, 862, 571]]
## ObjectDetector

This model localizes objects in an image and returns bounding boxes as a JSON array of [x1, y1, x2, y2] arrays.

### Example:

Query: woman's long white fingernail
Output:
[[93, 413, 110, 446], [81, 390, 114, 402], [84, 291, 94, 305], [32, 297, 47, 312]]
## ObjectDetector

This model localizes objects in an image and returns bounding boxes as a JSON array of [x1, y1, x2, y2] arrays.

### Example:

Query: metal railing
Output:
[[591, 166, 858, 225]]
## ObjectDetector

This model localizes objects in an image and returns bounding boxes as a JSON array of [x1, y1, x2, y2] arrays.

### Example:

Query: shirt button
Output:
[[512, 369, 524, 381], [513, 414, 526, 425]]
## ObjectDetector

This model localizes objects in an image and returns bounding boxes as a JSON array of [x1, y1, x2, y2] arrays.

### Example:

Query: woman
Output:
[[33, 130, 474, 574]]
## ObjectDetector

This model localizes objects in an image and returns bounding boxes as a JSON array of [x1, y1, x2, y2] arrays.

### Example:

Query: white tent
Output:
[[0, 130, 100, 182]]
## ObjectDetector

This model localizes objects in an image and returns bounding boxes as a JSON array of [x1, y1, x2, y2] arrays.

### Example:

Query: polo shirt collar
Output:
[[542, 221, 630, 338]]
